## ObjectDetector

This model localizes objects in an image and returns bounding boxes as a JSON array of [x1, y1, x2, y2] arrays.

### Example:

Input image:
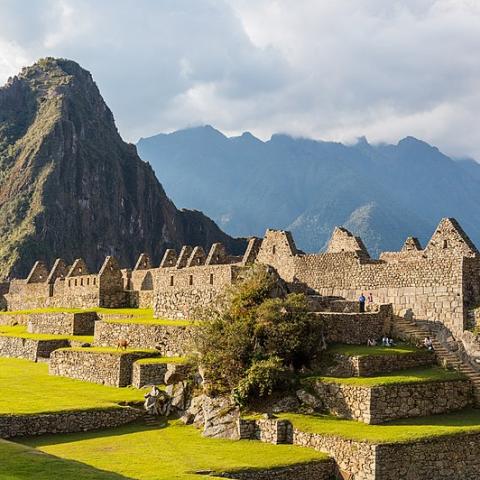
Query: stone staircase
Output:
[[394, 317, 480, 405]]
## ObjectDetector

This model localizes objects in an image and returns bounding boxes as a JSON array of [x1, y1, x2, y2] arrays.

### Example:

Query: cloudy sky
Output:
[[1, 0, 479, 158]]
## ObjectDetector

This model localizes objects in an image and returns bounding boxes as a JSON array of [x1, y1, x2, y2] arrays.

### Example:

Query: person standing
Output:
[[367, 292, 373, 304], [359, 292, 366, 313]]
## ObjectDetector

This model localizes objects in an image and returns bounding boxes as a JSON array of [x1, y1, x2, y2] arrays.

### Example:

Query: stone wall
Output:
[[27, 312, 97, 336], [131, 361, 167, 388], [0, 336, 69, 361], [316, 304, 393, 345], [0, 407, 142, 439], [309, 378, 472, 424], [324, 351, 436, 377], [217, 461, 334, 480], [255, 225, 475, 334], [49, 349, 158, 387], [94, 321, 189, 356], [153, 264, 245, 319], [375, 432, 480, 480]]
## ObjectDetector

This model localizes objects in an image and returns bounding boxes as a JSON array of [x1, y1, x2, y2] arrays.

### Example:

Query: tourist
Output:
[[367, 292, 373, 304], [359, 292, 366, 313], [387, 337, 395, 347], [424, 337, 434, 351], [382, 336, 389, 346], [367, 338, 376, 347]]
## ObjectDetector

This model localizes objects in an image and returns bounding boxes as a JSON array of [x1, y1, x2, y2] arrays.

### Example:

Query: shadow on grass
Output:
[[0, 439, 134, 480], [18, 418, 171, 448]]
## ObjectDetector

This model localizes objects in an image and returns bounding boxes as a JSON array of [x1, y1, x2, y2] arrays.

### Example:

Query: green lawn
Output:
[[0, 325, 93, 344], [327, 343, 425, 357], [135, 356, 187, 365], [0, 358, 146, 414], [280, 409, 480, 444], [15, 421, 329, 480], [57, 346, 159, 356], [306, 367, 464, 387]]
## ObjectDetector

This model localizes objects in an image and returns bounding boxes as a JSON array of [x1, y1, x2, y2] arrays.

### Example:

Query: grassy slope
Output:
[[281, 410, 480, 444], [17, 421, 328, 480], [306, 367, 464, 387], [0, 325, 93, 344], [56, 346, 159, 355], [135, 356, 187, 365], [327, 343, 425, 357], [0, 358, 145, 414]]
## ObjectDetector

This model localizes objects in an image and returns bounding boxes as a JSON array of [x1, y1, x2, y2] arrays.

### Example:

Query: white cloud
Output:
[[0, 0, 480, 158]]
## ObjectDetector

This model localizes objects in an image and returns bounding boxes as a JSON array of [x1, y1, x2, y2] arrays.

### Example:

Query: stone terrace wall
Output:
[[0, 407, 142, 439], [316, 304, 393, 345], [5, 281, 52, 310], [325, 351, 435, 377], [154, 264, 244, 319], [94, 321, 189, 356], [0, 336, 69, 361], [375, 433, 480, 480], [218, 461, 334, 480], [310, 379, 472, 424], [27, 312, 97, 336], [49, 349, 158, 387], [132, 361, 167, 388]]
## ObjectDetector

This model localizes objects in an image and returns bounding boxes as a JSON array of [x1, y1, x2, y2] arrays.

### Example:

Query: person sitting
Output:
[[381, 336, 389, 346], [387, 337, 395, 347], [424, 336, 434, 351], [367, 338, 376, 347]]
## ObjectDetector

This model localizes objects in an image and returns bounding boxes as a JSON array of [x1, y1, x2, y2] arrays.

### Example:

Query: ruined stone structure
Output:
[[3, 218, 479, 339]]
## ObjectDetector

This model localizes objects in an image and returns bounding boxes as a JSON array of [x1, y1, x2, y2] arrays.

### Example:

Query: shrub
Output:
[[193, 265, 321, 404]]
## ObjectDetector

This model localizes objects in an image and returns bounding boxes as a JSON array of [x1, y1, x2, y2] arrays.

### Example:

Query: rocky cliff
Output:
[[0, 58, 245, 278]]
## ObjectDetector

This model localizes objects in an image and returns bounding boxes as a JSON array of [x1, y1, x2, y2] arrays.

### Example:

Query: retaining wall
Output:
[[27, 312, 97, 336], [0, 407, 142, 439], [0, 336, 69, 361], [310, 378, 472, 424], [131, 361, 167, 388], [94, 321, 189, 356]]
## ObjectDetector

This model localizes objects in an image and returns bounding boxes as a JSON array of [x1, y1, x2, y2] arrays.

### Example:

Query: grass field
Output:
[[306, 367, 464, 387], [13, 421, 329, 480], [0, 325, 93, 344], [0, 358, 145, 414], [280, 409, 480, 444], [56, 346, 159, 355], [327, 343, 425, 357], [134, 356, 187, 365]]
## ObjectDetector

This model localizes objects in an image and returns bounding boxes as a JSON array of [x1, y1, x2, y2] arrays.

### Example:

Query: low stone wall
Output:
[[325, 351, 436, 377], [0, 313, 31, 326], [131, 361, 167, 388], [49, 349, 158, 387], [0, 336, 69, 361], [310, 378, 472, 424], [27, 312, 98, 336], [376, 432, 480, 480], [317, 304, 393, 345], [0, 407, 142, 439], [217, 460, 334, 480], [94, 321, 190, 356]]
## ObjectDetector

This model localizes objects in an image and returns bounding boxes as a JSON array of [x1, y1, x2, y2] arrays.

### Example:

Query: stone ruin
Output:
[[2, 217, 480, 336], [2, 218, 480, 479]]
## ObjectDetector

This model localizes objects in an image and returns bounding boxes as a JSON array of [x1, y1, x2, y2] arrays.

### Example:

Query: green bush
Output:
[[193, 266, 321, 404]]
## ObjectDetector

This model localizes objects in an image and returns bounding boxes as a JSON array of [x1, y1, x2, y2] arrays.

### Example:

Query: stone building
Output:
[[3, 217, 479, 337]]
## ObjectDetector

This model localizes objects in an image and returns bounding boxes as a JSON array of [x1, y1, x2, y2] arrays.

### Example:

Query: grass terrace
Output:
[[56, 346, 160, 356], [280, 409, 480, 444], [135, 356, 187, 365], [14, 421, 329, 480], [327, 343, 426, 357], [0, 324, 93, 344], [0, 358, 146, 415], [305, 367, 464, 387]]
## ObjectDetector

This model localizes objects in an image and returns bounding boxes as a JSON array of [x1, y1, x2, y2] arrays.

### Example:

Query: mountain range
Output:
[[0, 59, 244, 278], [137, 126, 480, 256]]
